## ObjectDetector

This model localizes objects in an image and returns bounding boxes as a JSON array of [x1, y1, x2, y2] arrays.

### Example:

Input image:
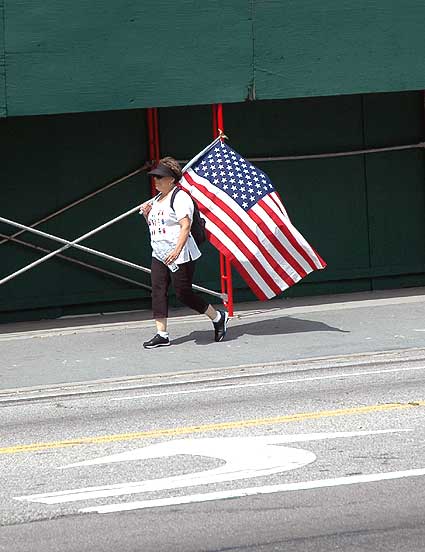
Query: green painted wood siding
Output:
[[2, 1, 425, 117], [254, 0, 425, 101], [5, 1, 252, 116], [0, 0, 5, 117]]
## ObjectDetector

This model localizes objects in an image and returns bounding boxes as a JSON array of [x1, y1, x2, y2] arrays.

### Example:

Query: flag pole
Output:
[[212, 103, 234, 317], [181, 136, 222, 173]]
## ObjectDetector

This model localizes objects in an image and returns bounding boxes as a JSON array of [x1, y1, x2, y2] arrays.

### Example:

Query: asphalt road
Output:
[[1, 351, 425, 551]]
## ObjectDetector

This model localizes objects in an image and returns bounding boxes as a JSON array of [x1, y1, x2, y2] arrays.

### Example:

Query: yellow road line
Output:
[[1, 401, 424, 455]]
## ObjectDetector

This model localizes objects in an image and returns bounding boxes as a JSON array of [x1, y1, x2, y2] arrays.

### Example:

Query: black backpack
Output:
[[170, 187, 207, 246]]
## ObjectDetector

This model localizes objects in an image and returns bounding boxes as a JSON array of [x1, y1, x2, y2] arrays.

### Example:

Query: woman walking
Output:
[[140, 156, 228, 348]]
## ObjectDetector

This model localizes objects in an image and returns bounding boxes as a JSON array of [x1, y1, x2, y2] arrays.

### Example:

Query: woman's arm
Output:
[[139, 200, 153, 221], [164, 216, 191, 265]]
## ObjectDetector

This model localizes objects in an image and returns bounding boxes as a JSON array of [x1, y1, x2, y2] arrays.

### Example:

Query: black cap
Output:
[[147, 164, 177, 179]]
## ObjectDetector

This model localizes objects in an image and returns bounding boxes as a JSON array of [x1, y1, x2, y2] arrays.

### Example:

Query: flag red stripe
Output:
[[207, 233, 269, 300], [260, 199, 320, 272], [248, 207, 307, 279], [183, 173, 297, 287], [263, 197, 325, 270], [210, 213, 282, 296], [269, 192, 287, 216], [311, 247, 327, 268], [183, 173, 291, 294]]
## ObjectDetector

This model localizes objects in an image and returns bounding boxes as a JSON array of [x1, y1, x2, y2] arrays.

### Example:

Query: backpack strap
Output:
[[169, 187, 181, 211], [151, 192, 162, 203]]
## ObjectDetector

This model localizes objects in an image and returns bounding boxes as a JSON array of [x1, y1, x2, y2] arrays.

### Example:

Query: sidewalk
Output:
[[1, 287, 425, 392]]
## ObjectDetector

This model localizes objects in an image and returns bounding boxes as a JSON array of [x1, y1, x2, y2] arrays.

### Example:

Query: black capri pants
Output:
[[151, 256, 209, 319]]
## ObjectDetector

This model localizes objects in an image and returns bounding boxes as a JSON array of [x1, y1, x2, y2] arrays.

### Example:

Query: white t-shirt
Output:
[[148, 189, 201, 264]]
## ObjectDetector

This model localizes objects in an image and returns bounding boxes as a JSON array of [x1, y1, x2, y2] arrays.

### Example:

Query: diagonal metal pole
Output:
[[0, 216, 226, 300], [0, 232, 152, 291], [0, 166, 148, 248], [0, 205, 144, 285]]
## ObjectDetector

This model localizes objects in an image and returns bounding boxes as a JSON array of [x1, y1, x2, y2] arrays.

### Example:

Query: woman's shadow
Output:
[[171, 315, 348, 346]]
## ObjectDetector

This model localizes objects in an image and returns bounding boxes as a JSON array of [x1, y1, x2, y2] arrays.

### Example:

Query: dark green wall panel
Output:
[[0, 109, 153, 313], [0, 0, 5, 117], [270, 157, 371, 282], [366, 151, 425, 275], [159, 105, 213, 161], [5, 1, 252, 116], [362, 93, 425, 276], [254, 0, 425, 101], [362, 91, 424, 146], [1, 91, 425, 322], [224, 95, 364, 156]]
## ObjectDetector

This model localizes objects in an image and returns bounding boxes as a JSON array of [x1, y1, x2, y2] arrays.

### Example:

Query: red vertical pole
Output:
[[212, 104, 234, 317], [212, 104, 217, 138], [147, 107, 160, 196]]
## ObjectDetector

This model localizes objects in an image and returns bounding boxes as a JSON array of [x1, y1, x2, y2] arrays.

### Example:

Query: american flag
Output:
[[180, 139, 326, 300]]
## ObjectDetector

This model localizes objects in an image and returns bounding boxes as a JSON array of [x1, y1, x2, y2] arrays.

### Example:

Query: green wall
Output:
[[2, 1, 425, 117], [0, 0, 5, 117], [0, 91, 424, 322], [254, 0, 425, 101], [0, 110, 153, 319], [5, 1, 252, 116]]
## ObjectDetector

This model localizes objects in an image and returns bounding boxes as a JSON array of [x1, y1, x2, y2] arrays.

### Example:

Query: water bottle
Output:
[[154, 242, 179, 272], [168, 260, 179, 272]]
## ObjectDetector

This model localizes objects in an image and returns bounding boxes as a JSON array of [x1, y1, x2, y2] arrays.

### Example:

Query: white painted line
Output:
[[80, 466, 425, 513], [16, 430, 407, 505], [111, 365, 425, 401]]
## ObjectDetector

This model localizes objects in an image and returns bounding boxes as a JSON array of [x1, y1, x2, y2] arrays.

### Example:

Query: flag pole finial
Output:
[[218, 129, 228, 141]]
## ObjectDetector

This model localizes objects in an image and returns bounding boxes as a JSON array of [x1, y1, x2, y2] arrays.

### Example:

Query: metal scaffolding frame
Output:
[[0, 214, 226, 300], [0, 130, 227, 301], [176, 141, 425, 165], [0, 166, 151, 290], [0, 231, 151, 290], [247, 142, 425, 162]]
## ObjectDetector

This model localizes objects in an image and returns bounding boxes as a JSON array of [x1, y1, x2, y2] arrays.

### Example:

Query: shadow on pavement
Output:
[[171, 315, 348, 346]]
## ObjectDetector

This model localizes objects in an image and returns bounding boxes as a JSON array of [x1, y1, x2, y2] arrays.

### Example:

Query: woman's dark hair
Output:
[[159, 156, 182, 181]]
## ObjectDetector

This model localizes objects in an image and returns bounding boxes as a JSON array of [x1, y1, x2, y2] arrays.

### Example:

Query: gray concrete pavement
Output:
[[1, 287, 425, 392]]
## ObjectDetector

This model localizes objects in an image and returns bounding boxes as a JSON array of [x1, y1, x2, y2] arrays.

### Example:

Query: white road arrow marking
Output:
[[81, 467, 425, 513], [15, 429, 406, 505]]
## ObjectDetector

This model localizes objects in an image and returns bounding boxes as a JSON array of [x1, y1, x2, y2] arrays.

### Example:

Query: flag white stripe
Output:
[[270, 191, 289, 219], [252, 202, 313, 275], [204, 218, 277, 298], [182, 173, 301, 287], [181, 183, 289, 294], [263, 195, 323, 269], [185, 172, 314, 278], [184, 170, 293, 260]]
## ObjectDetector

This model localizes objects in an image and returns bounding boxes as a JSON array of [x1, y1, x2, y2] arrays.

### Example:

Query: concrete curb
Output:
[[1, 346, 425, 405]]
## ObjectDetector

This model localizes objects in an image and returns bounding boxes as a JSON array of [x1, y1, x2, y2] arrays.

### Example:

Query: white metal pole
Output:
[[181, 137, 221, 172], [0, 215, 226, 300], [0, 166, 146, 247], [0, 232, 152, 291], [0, 205, 143, 285]]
